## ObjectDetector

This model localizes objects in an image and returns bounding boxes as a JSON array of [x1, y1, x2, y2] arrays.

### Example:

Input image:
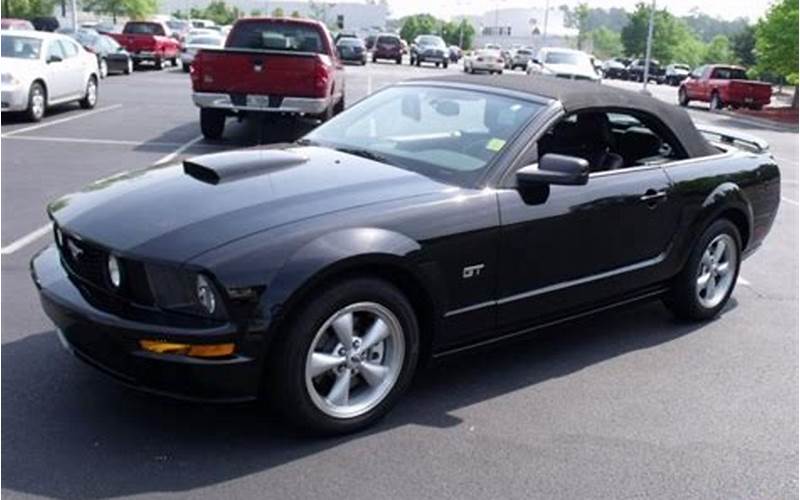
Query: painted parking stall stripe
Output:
[[1, 224, 52, 255], [1, 104, 122, 137], [153, 135, 205, 166]]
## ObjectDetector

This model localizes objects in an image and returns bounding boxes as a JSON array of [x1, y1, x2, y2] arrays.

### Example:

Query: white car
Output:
[[463, 49, 505, 74], [180, 33, 224, 72], [1, 31, 100, 121], [527, 47, 601, 82]]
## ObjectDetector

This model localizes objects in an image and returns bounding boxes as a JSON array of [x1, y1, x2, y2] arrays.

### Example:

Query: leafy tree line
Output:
[[399, 14, 475, 48]]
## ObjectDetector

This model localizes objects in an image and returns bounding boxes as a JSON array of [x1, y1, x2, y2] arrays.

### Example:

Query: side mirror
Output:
[[516, 154, 589, 187], [47, 54, 62, 63]]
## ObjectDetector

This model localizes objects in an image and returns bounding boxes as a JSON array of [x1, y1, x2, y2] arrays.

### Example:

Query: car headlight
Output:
[[196, 274, 217, 315], [1, 73, 20, 86], [107, 255, 121, 288]]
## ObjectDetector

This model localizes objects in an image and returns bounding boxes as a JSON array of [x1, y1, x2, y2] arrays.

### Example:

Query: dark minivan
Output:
[[372, 33, 402, 64]]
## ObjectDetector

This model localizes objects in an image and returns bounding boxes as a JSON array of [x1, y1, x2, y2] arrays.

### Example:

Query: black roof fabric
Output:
[[411, 74, 717, 158]]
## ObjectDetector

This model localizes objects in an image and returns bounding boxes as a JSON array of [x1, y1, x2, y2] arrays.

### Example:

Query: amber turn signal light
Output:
[[139, 340, 235, 358]]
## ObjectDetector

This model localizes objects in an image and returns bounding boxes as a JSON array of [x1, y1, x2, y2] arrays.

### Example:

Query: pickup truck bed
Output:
[[190, 17, 345, 140], [109, 21, 180, 69]]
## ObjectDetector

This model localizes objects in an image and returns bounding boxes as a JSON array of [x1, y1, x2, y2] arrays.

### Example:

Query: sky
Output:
[[387, 0, 775, 23]]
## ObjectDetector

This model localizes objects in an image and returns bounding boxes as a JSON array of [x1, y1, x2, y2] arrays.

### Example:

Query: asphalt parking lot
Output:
[[2, 61, 797, 499]]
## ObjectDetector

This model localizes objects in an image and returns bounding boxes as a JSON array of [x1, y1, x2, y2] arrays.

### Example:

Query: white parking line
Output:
[[781, 197, 799, 207], [1, 224, 52, 255], [738, 276, 751, 286], [3, 135, 185, 148], [1, 104, 122, 137], [153, 135, 205, 166]]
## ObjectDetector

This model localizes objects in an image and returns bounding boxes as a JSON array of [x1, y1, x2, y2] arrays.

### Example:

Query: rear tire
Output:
[[663, 219, 741, 321], [333, 95, 345, 115], [25, 82, 46, 122], [442, 61, 448, 69], [709, 92, 723, 111], [79, 76, 98, 109], [200, 108, 225, 139], [124, 58, 133, 74], [265, 277, 420, 435], [395, 57, 401, 64], [182, 63, 190, 73], [154, 58, 163, 70]]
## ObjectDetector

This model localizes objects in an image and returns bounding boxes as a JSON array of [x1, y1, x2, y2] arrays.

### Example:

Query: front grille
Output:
[[56, 227, 155, 307]]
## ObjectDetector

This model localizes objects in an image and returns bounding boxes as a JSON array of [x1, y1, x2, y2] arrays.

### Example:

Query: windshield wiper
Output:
[[334, 147, 395, 166]]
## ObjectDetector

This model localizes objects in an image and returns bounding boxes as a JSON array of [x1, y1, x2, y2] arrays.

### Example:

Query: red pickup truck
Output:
[[109, 21, 181, 70], [679, 64, 772, 111], [190, 17, 345, 139]]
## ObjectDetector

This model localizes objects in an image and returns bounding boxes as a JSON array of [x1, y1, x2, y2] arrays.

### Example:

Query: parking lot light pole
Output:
[[641, 0, 656, 95]]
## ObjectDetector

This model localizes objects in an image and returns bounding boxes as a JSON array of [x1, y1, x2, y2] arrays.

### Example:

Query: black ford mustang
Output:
[[31, 76, 780, 434]]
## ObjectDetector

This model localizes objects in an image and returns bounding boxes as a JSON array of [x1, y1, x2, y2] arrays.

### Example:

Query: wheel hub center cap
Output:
[[348, 353, 361, 366]]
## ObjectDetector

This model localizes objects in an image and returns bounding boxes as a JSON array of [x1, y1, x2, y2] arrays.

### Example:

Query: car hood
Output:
[[542, 63, 598, 79], [2, 58, 40, 78], [49, 146, 450, 263]]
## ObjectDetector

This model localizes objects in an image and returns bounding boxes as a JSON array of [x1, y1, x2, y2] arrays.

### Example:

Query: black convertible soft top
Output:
[[412, 74, 718, 158]]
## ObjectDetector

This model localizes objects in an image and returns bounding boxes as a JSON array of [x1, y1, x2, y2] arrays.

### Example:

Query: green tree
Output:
[[755, 0, 798, 106], [399, 14, 439, 43], [621, 3, 702, 64], [590, 26, 623, 59], [572, 3, 591, 50], [441, 19, 475, 49], [249, 8, 261, 16], [83, 0, 157, 22], [703, 34, 735, 63], [671, 24, 706, 66], [290, 10, 301, 18], [271, 7, 284, 17], [4, 0, 57, 18], [730, 25, 756, 67]]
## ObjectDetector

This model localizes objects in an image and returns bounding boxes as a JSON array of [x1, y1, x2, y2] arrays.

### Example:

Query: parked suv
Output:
[[627, 58, 665, 83], [372, 33, 402, 64], [665, 63, 691, 86]]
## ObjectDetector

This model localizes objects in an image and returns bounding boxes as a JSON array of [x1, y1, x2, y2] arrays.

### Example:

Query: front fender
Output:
[[262, 227, 435, 325]]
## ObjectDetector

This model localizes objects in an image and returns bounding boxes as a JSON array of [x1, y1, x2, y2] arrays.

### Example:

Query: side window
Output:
[[46, 40, 66, 61], [536, 110, 685, 173], [59, 40, 78, 58], [690, 66, 704, 79]]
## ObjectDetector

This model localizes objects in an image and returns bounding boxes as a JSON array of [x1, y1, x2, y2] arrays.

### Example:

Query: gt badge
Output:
[[462, 264, 485, 279]]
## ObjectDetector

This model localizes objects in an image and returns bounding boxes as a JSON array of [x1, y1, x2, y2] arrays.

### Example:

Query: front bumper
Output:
[[31, 245, 264, 402], [1, 85, 28, 112], [131, 51, 160, 62], [471, 61, 504, 71], [193, 92, 331, 115], [417, 52, 446, 63]]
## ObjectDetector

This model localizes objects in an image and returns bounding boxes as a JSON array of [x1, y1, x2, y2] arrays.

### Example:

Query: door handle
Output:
[[640, 189, 667, 206]]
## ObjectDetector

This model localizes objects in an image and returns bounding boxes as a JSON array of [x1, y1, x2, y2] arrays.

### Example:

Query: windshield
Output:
[[1, 36, 42, 59], [545, 51, 584, 65], [338, 38, 363, 46], [418, 36, 444, 47], [124, 22, 165, 35], [304, 86, 542, 186], [187, 36, 222, 45], [227, 22, 324, 52]]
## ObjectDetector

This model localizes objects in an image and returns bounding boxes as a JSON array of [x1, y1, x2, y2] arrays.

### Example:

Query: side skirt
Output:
[[432, 286, 669, 359]]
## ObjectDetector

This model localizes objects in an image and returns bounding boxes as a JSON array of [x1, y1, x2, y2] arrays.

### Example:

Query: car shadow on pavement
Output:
[[1, 298, 735, 498], [1, 104, 88, 127]]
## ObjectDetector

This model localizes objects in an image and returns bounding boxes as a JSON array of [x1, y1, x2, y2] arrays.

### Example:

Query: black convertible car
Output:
[[32, 76, 780, 434]]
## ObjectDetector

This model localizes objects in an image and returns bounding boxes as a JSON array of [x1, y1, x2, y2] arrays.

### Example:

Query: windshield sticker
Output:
[[486, 138, 506, 152]]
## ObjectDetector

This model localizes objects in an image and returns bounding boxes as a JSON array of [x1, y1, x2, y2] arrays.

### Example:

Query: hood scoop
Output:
[[183, 148, 308, 184]]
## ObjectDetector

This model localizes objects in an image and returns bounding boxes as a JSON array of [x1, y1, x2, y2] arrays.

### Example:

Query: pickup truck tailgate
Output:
[[729, 80, 772, 102], [192, 49, 327, 98]]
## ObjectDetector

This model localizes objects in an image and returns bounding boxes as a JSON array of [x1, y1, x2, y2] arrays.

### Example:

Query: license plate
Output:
[[246, 95, 271, 108]]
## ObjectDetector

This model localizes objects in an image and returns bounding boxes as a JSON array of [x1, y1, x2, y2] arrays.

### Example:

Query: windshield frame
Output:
[[302, 82, 551, 188]]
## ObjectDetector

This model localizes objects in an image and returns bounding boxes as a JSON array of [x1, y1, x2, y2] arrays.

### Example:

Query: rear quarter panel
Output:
[[662, 150, 780, 269]]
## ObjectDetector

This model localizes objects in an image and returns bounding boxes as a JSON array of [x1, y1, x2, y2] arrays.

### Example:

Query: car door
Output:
[[495, 111, 683, 332], [44, 40, 70, 101], [58, 39, 86, 97]]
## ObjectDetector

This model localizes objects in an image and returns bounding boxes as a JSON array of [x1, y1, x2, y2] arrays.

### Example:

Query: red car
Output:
[[1, 18, 35, 30], [109, 21, 181, 69], [372, 33, 403, 64], [679, 64, 772, 111], [191, 17, 345, 139]]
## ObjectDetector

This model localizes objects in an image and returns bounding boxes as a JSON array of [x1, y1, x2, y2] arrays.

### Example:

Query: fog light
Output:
[[139, 340, 235, 357], [107, 255, 121, 288], [196, 274, 217, 314]]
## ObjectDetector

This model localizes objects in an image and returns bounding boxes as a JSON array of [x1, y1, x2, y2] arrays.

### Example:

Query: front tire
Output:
[[678, 87, 689, 107], [99, 58, 108, 79], [200, 108, 225, 139], [25, 82, 46, 122], [266, 277, 420, 434], [664, 219, 741, 321], [79, 76, 98, 109], [124, 58, 133, 75]]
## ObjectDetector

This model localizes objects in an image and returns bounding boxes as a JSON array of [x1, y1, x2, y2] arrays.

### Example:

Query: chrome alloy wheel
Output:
[[30, 86, 45, 119], [696, 233, 737, 309], [305, 302, 405, 419], [86, 79, 97, 106]]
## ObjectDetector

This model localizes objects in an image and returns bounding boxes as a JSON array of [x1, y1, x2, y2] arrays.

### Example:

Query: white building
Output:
[[158, 0, 388, 34], [464, 7, 578, 50]]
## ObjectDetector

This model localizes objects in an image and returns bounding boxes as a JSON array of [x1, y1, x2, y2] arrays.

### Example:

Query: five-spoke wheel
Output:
[[696, 234, 737, 309]]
